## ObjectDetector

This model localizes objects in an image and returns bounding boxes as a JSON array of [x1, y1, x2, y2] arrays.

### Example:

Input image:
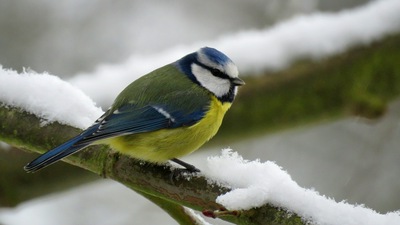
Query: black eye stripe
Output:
[[210, 68, 227, 79], [195, 62, 231, 80]]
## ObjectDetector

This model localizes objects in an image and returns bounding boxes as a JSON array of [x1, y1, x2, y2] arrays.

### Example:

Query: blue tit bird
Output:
[[24, 47, 244, 173]]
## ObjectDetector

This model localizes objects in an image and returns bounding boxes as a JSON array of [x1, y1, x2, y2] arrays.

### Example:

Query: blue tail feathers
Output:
[[24, 121, 102, 172], [23, 134, 90, 172]]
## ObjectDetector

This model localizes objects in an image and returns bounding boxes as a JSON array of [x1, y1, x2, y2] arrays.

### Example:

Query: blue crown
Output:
[[199, 47, 232, 65]]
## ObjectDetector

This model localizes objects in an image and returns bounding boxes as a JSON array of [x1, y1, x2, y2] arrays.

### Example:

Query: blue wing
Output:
[[79, 104, 207, 143], [24, 104, 207, 172]]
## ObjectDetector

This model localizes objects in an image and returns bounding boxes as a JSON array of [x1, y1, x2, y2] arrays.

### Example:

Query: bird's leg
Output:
[[171, 158, 200, 173], [203, 207, 241, 219]]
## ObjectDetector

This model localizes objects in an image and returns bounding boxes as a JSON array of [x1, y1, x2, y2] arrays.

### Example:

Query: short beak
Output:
[[232, 77, 245, 86]]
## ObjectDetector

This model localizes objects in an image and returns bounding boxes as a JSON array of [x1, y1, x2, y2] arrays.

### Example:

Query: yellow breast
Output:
[[104, 96, 231, 162]]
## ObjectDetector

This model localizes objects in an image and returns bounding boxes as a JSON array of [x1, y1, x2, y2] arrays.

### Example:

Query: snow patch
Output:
[[0, 66, 103, 129], [203, 149, 400, 225]]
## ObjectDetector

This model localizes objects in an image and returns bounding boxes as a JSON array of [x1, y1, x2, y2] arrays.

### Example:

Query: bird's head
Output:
[[175, 47, 245, 103]]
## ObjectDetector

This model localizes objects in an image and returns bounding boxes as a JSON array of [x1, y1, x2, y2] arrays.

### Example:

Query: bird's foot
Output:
[[203, 208, 240, 219], [168, 158, 200, 184], [170, 158, 200, 173]]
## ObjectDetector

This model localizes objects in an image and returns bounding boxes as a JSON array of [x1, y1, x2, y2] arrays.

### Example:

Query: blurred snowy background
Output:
[[1, 0, 400, 225], [0, 0, 372, 77]]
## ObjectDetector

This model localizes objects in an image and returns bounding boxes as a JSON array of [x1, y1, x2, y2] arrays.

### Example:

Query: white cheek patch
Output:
[[191, 64, 230, 97]]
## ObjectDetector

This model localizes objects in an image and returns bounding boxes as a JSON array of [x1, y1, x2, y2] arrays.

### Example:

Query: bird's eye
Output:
[[210, 68, 225, 78]]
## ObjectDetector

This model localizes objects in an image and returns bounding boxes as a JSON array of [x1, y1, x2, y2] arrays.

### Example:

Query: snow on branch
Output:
[[204, 149, 400, 225], [0, 66, 103, 129]]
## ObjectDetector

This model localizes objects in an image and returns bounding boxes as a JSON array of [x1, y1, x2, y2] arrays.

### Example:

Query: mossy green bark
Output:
[[218, 34, 400, 142], [0, 105, 305, 225]]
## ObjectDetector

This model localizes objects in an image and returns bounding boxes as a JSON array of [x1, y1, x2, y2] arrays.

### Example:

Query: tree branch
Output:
[[0, 104, 305, 225]]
